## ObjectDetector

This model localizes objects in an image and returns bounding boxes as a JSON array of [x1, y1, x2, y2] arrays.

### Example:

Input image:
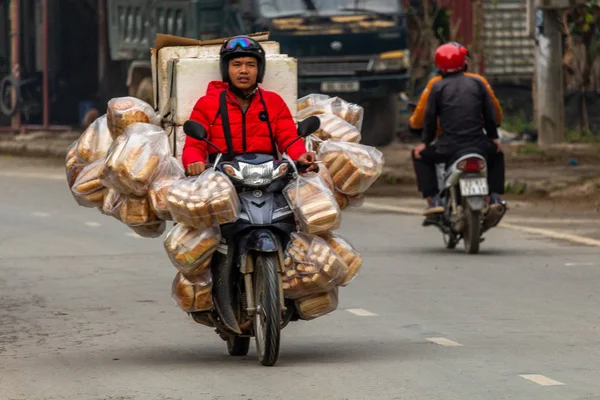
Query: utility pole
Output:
[[535, 8, 565, 146], [534, 0, 585, 146], [10, 0, 21, 131]]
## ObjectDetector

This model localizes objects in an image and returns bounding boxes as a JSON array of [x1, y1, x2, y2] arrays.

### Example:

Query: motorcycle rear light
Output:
[[457, 157, 485, 173]]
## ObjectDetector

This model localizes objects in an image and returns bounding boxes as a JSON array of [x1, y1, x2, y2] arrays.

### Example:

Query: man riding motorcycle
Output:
[[182, 35, 316, 174], [410, 42, 506, 216]]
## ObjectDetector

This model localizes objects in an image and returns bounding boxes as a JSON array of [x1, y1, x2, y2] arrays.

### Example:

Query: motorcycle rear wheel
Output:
[[464, 206, 481, 254], [254, 253, 281, 366]]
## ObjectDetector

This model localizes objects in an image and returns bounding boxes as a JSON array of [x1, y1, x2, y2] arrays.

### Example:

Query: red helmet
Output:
[[435, 42, 469, 74]]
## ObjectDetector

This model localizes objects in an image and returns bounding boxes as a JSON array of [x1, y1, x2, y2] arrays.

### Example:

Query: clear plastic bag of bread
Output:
[[297, 97, 364, 131], [166, 169, 240, 230], [148, 157, 185, 220], [325, 234, 363, 286], [171, 269, 214, 313], [102, 189, 157, 225], [312, 113, 361, 143], [71, 158, 107, 208], [295, 288, 339, 320], [102, 189, 167, 238], [101, 123, 171, 196], [107, 96, 161, 139], [65, 140, 84, 189], [164, 224, 221, 277], [319, 140, 384, 196], [75, 114, 114, 164], [283, 172, 341, 236], [282, 232, 348, 299], [297, 94, 330, 112]]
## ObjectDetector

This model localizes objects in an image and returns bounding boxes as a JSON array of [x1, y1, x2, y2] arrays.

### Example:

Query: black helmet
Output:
[[219, 36, 266, 84]]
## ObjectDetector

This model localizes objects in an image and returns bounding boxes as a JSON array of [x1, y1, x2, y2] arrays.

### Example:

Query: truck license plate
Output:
[[459, 178, 489, 196], [320, 81, 360, 93]]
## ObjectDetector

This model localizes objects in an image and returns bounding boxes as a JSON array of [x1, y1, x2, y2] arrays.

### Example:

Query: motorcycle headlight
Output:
[[238, 161, 275, 187]]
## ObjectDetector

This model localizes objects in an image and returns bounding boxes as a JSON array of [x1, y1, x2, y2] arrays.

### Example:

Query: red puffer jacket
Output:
[[182, 81, 307, 168]]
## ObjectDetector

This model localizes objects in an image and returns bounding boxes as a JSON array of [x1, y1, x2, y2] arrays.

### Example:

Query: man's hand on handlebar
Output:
[[187, 162, 206, 176], [297, 152, 318, 172]]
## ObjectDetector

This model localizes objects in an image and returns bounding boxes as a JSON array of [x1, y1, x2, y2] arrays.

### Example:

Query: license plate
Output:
[[320, 81, 360, 93], [459, 178, 489, 196]]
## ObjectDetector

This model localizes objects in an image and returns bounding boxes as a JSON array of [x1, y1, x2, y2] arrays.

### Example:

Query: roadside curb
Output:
[[361, 201, 600, 248], [0, 141, 68, 159]]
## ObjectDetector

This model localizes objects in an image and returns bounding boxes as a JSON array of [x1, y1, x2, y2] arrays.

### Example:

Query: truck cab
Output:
[[247, 0, 410, 146]]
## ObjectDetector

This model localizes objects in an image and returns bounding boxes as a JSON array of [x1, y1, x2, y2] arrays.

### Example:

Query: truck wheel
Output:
[[360, 94, 398, 147], [135, 77, 154, 107]]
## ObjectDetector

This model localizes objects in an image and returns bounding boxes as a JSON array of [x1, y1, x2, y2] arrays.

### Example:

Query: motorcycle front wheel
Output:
[[254, 253, 281, 366]]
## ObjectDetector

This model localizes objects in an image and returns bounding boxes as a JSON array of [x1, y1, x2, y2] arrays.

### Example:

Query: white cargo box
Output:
[[166, 54, 298, 126], [153, 41, 281, 114]]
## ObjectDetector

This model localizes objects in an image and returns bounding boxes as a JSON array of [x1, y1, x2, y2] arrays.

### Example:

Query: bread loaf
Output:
[[107, 97, 160, 139], [76, 114, 113, 163], [71, 159, 107, 208], [296, 288, 339, 320], [297, 97, 364, 131], [148, 157, 185, 221], [326, 234, 363, 286], [319, 141, 384, 196], [164, 224, 221, 277], [284, 173, 341, 236], [171, 270, 213, 313], [314, 114, 361, 143], [166, 170, 239, 230], [101, 123, 171, 196], [282, 233, 348, 299]]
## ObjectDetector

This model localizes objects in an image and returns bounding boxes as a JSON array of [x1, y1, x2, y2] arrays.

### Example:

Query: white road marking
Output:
[[85, 222, 101, 228], [346, 308, 378, 317], [0, 171, 64, 181], [519, 374, 565, 386], [32, 212, 51, 217], [361, 202, 600, 248], [565, 262, 597, 267], [125, 232, 142, 239], [426, 337, 464, 347]]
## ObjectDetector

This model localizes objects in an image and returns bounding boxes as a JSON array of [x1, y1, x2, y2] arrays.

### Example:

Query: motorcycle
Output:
[[407, 101, 507, 254], [181, 116, 321, 366]]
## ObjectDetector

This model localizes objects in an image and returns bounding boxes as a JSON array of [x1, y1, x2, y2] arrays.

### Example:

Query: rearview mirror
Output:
[[183, 120, 207, 141], [297, 116, 321, 138]]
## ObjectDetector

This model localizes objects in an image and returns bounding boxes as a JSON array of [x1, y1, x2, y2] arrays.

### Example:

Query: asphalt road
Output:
[[1, 156, 600, 400]]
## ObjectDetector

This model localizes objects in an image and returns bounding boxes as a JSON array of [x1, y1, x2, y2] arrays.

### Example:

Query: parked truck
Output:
[[105, 0, 410, 146]]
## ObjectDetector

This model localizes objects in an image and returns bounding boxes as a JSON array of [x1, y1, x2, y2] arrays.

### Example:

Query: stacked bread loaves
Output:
[[319, 140, 384, 197], [164, 224, 220, 277], [282, 233, 348, 300], [71, 159, 108, 208], [65, 114, 114, 190], [166, 170, 240, 230], [297, 95, 364, 131], [284, 173, 341, 236], [148, 157, 185, 221], [295, 288, 339, 320], [171, 270, 214, 313], [106, 96, 161, 139], [101, 123, 172, 196]]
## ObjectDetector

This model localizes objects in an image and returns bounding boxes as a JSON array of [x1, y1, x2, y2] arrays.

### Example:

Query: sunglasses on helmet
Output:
[[224, 37, 261, 51]]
